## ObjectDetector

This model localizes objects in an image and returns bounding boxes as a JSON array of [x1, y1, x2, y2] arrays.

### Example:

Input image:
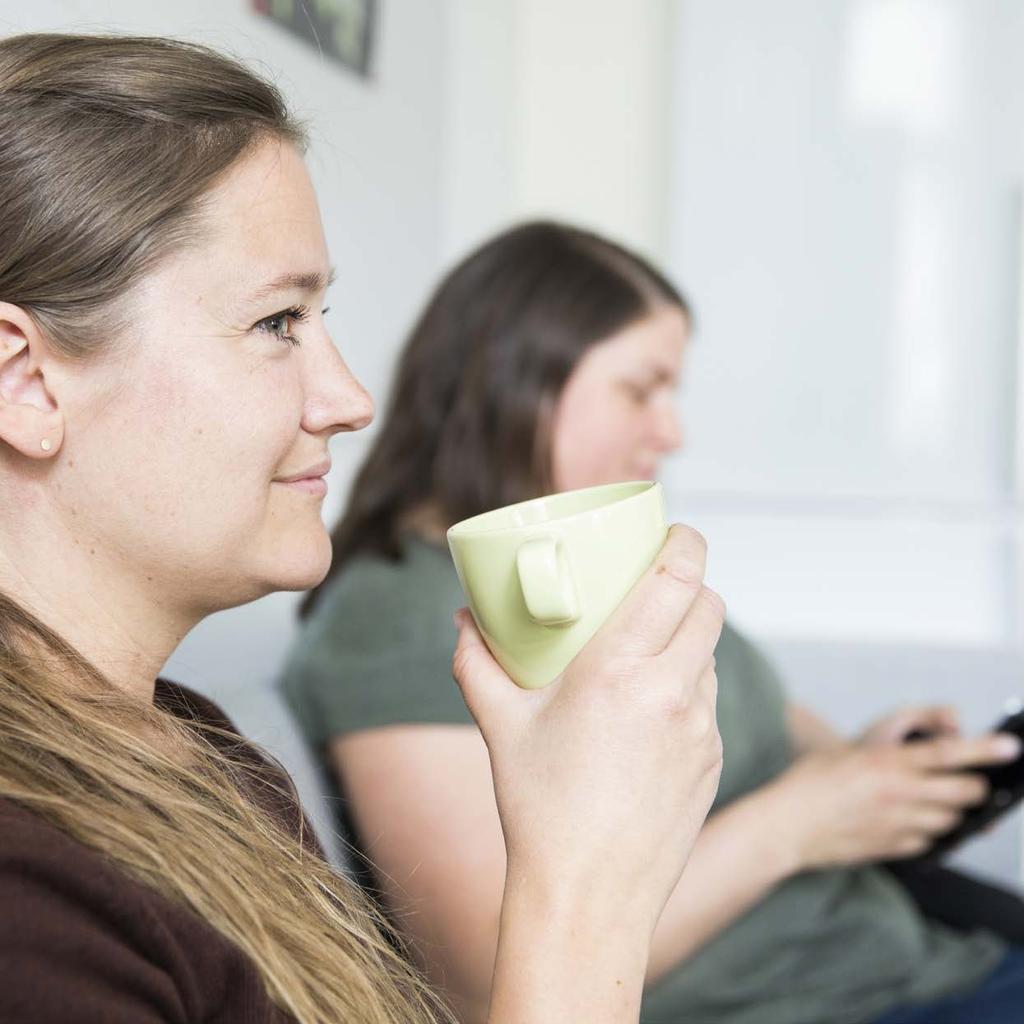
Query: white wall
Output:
[[666, 0, 1024, 649], [441, 0, 674, 264], [0, 0, 449, 693], [440, 0, 517, 263]]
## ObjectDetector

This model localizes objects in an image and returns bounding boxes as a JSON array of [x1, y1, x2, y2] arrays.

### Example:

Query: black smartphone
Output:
[[906, 702, 1024, 862]]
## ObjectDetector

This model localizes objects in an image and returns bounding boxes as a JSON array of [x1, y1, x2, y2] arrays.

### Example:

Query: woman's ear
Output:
[[0, 303, 65, 460]]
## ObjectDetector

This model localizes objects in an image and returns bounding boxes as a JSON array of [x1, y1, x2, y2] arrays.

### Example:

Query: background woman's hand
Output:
[[858, 704, 962, 747], [452, 524, 725, 935], [766, 732, 1021, 868]]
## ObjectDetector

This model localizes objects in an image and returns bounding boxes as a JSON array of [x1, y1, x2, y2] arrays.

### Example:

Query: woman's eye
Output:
[[622, 382, 650, 404], [263, 314, 291, 339], [254, 305, 310, 347]]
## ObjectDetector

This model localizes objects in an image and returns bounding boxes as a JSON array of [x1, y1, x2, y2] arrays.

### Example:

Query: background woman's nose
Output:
[[655, 408, 683, 453]]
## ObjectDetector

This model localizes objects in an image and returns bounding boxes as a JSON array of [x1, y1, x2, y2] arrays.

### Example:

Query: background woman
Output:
[[286, 220, 1024, 1024], [0, 35, 724, 1023]]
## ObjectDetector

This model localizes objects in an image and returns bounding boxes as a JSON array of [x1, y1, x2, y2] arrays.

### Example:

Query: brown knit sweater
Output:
[[0, 680, 323, 1023]]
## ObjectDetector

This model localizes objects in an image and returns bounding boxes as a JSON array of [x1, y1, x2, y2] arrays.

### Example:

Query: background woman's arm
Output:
[[334, 726, 799, 1010], [787, 702, 848, 756], [336, 710, 1005, 1014]]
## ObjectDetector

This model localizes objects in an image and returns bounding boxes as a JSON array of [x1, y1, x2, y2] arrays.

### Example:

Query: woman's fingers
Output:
[[697, 657, 719, 707], [451, 608, 520, 730], [908, 732, 1022, 772], [917, 773, 990, 808], [592, 524, 710, 660], [661, 586, 726, 679], [908, 807, 963, 837], [929, 705, 962, 737], [691, 662, 722, 761]]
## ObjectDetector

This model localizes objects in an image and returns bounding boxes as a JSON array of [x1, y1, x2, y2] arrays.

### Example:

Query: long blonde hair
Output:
[[0, 33, 449, 1024]]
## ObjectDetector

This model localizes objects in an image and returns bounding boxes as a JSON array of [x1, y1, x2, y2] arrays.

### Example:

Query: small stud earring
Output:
[[40, 438, 52, 452]]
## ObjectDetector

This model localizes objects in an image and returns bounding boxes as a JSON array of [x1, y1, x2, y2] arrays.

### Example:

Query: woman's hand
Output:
[[765, 732, 1021, 869], [453, 523, 724, 941], [858, 705, 962, 747]]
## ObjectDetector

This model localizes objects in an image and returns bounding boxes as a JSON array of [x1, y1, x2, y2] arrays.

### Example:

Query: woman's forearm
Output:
[[646, 783, 801, 983], [483, 783, 805, 1015], [488, 870, 653, 1024], [787, 703, 848, 757]]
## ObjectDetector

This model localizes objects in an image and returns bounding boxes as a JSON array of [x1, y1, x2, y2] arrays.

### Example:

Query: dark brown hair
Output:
[[302, 220, 690, 617]]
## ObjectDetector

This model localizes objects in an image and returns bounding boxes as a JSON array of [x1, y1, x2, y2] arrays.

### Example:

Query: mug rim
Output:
[[447, 480, 658, 539]]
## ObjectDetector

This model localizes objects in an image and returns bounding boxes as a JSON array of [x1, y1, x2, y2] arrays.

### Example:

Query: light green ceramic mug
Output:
[[447, 481, 667, 689]]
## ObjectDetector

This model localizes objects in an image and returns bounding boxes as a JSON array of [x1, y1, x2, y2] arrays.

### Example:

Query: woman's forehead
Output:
[[589, 308, 689, 368], [146, 141, 330, 308]]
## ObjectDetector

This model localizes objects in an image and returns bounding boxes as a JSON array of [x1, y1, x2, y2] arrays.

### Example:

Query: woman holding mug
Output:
[[284, 221, 1024, 1023], [0, 34, 724, 1023]]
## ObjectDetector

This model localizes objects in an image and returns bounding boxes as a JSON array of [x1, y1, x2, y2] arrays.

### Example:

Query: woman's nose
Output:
[[302, 342, 375, 436], [654, 408, 683, 453]]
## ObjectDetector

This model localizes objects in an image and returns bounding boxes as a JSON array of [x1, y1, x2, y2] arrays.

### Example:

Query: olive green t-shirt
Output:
[[280, 535, 1005, 1024]]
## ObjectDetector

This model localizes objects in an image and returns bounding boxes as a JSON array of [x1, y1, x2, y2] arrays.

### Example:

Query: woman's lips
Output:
[[274, 457, 330, 496], [277, 476, 328, 497]]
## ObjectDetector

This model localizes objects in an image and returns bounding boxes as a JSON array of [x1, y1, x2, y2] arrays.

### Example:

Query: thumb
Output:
[[866, 707, 943, 745], [451, 608, 519, 730], [930, 705, 961, 737], [884, 708, 929, 742], [898, 705, 960, 740]]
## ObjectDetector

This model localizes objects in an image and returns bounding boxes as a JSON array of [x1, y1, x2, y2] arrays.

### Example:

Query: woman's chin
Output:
[[272, 533, 334, 592], [205, 529, 332, 606], [237, 528, 333, 597]]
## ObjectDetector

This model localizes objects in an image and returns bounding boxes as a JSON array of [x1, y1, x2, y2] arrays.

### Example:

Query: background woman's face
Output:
[[549, 305, 688, 492], [55, 140, 373, 614]]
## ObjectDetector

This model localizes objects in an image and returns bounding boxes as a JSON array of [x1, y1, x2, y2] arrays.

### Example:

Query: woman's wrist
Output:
[[503, 856, 660, 937], [490, 866, 654, 1023], [755, 777, 813, 878]]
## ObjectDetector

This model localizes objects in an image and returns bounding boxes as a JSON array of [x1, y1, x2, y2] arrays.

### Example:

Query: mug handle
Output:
[[516, 536, 580, 626]]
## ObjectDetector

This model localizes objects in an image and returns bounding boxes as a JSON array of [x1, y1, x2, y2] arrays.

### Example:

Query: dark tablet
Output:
[[908, 703, 1024, 862]]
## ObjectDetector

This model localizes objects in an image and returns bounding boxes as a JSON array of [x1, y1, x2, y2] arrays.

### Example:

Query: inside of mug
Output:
[[450, 480, 653, 535]]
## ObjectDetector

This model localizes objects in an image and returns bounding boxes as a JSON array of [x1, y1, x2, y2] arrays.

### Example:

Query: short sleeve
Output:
[[0, 813, 184, 1024], [711, 622, 795, 807], [280, 541, 475, 748]]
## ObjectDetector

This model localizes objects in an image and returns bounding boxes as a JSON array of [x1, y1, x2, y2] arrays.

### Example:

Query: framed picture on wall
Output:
[[252, 0, 376, 78]]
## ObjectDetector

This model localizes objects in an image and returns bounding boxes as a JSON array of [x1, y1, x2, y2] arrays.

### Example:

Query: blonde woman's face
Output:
[[550, 306, 689, 492], [52, 140, 373, 614]]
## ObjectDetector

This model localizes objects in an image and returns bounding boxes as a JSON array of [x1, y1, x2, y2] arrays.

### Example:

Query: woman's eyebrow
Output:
[[245, 267, 336, 304], [629, 366, 676, 385]]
